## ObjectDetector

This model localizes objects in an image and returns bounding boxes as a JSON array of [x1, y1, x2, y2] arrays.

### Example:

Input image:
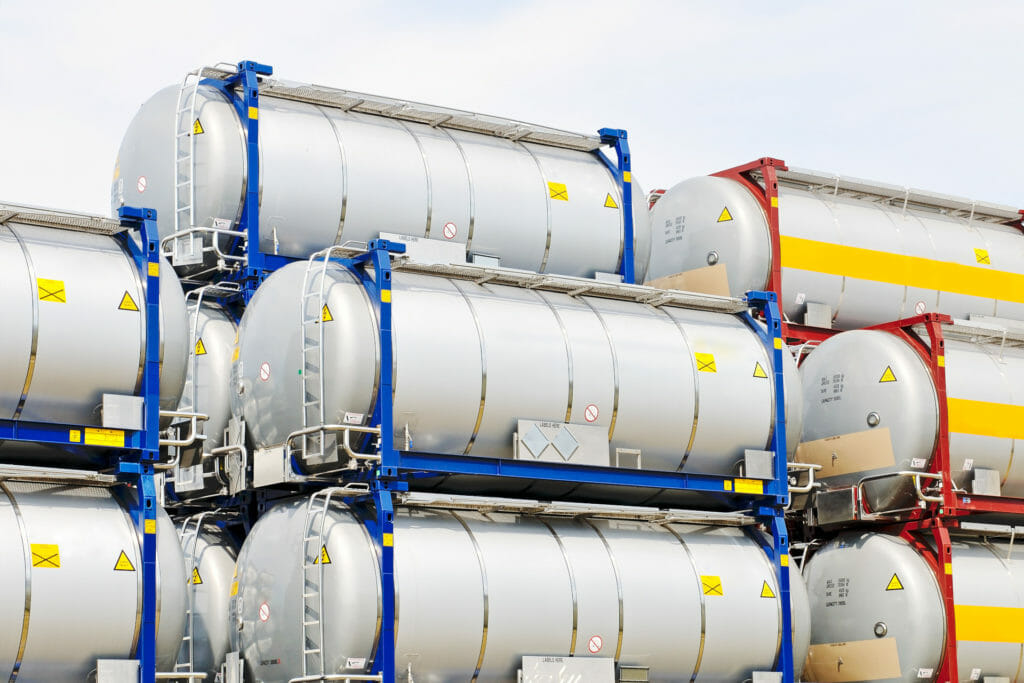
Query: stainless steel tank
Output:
[[113, 82, 650, 279], [232, 496, 810, 682], [177, 520, 237, 679], [232, 262, 802, 474], [803, 530, 1024, 682], [646, 174, 1024, 328], [0, 220, 189, 437], [179, 301, 236, 461], [798, 329, 1024, 509], [0, 481, 186, 681]]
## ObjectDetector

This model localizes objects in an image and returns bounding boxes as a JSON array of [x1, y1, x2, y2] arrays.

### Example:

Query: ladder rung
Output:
[[304, 648, 322, 655]]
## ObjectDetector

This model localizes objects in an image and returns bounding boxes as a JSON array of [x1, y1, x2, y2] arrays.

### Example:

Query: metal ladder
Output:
[[299, 247, 354, 463], [300, 488, 341, 678], [173, 67, 213, 236], [175, 512, 209, 674]]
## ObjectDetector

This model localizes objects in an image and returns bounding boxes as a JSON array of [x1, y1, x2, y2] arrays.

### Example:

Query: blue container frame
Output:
[[0, 207, 163, 683], [197, 60, 639, 302], [316, 243, 796, 681]]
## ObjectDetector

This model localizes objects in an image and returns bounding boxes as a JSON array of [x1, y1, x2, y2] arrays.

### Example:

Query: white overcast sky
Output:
[[1, 0, 1023, 215]]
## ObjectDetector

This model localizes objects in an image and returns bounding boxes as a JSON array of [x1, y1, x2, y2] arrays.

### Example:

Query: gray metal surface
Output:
[[233, 262, 800, 473], [114, 82, 650, 280], [0, 220, 188, 436], [179, 301, 237, 460], [804, 531, 1024, 682], [0, 482, 186, 681], [232, 495, 810, 682], [646, 172, 1024, 328]]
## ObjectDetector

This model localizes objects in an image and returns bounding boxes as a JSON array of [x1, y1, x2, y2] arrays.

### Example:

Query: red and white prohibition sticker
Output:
[[587, 635, 603, 654], [442, 222, 457, 240], [258, 362, 271, 382], [584, 403, 599, 423], [914, 300, 927, 315], [136, 176, 147, 193], [258, 601, 270, 622]]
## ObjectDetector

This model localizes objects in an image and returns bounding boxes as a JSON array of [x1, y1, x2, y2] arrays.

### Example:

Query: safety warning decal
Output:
[[37, 278, 67, 303], [442, 222, 457, 240], [31, 543, 60, 568], [885, 573, 903, 591], [695, 353, 717, 373], [137, 176, 147, 194], [587, 635, 603, 654], [604, 193, 618, 209], [974, 248, 990, 265], [701, 575, 723, 596], [760, 581, 776, 599], [584, 403, 600, 423], [84, 428, 125, 448], [191, 567, 203, 584], [879, 366, 897, 383], [753, 362, 768, 379], [114, 550, 136, 572], [548, 181, 569, 202], [313, 545, 332, 565], [321, 305, 333, 323], [259, 362, 271, 382], [192, 119, 204, 135], [258, 601, 270, 622], [717, 207, 733, 223], [195, 338, 207, 356], [118, 291, 140, 311]]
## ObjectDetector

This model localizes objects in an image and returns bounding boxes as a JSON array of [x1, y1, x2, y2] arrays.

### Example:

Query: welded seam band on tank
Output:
[[981, 349, 1015, 487], [533, 291, 574, 422], [582, 519, 625, 661], [7, 227, 39, 420], [578, 297, 620, 440], [662, 524, 706, 682], [112, 486, 145, 659], [866, 201, 912, 320], [356, 508, 385, 674], [450, 511, 489, 682], [739, 314, 778, 457], [749, 528, 783, 669], [1, 482, 32, 683], [124, 241, 148, 401], [653, 307, 700, 471], [436, 127, 476, 253], [450, 280, 487, 454], [516, 142, 554, 274], [539, 520, 579, 655], [394, 120, 433, 238], [316, 106, 351, 247], [599, 159, 626, 278]]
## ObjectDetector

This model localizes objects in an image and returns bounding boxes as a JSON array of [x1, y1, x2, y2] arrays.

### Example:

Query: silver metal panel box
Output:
[[379, 231, 466, 266], [744, 449, 775, 480], [102, 393, 144, 430], [803, 301, 833, 329], [515, 419, 609, 466], [520, 655, 615, 682], [814, 487, 859, 527], [973, 468, 1002, 496], [95, 659, 138, 683]]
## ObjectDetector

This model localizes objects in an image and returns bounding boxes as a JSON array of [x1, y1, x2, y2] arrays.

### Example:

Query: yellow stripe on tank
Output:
[[955, 605, 1024, 643], [947, 398, 1024, 439], [778, 235, 1024, 304]]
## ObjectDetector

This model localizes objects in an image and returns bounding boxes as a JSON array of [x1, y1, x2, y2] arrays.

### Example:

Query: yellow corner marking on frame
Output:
[[945, 562, 953, 575], [604, 193, 618, 209], [548, 181, 569, 201], [69, 429, 81, 443], [248, 106, 258, 120], [760, 580, 776, 598], [114, 550, 136, 572], [695, 353, 717, 373], [118, 291, 140, 312], [885, 573, 904, 591], [144, 519, 157, 535], [622, 171, 632, 183], [31, 543, 60, 568], [770, 196, 779, 208], [717, 207, 733, 223], [380, 289, 392, 304], [148, 262, 159, 277], [780, 554, 790, 567], [723, 480, 733, 491], [37, 278, 66, 303], [937, 355, 946, 367], [701, 575, 723, 596], [383, 533, 394, 547], [879, 366, 897, 383], [84, 428, 124, 448], [753, 362, 769, 379], [774, 338, 783, 349]]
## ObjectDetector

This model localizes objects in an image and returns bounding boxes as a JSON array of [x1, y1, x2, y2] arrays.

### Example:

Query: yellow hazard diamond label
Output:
[[118, 291, 139, 312], [695, 353, 716, 373], [31, 543, 60, 568], [701, 575, 723, 596], [604, 193, 618, 209], [114, 550, 136, 572], [879, 366, 897, 383], [760, 580, 776, 598], [37, 278, 66, 303], [717, 207, 733, 222], [886, 573, 904, 591], [975, 248, 991, 265], [548, 181, 569, 201]]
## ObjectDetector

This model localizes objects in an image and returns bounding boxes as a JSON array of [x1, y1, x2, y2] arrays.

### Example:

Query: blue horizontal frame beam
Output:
[[0, 418, 144, 450]]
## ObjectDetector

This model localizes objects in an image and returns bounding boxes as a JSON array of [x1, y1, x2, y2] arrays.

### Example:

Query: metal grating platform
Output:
[[0, 202, 125, 235]]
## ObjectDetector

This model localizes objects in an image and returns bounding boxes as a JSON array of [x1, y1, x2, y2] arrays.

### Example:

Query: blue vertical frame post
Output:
[[747, 289, 793, 680], [118, 206, 163, 683], [599, 128, 635, 285]]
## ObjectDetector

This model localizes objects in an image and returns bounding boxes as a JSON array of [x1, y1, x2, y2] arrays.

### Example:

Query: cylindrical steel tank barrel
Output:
[[232, 497, 810, 682], [803, 531, 1024, 682], [797, 329, 1024, 509], [177, 521, 237, 679], [0, 481, 186, 681], [0, 220, 189, 440], [646, 175, 1024, 328], [113, 84, 651, 280], [232, 262, 802, 473], [179, 301, 236, 461]]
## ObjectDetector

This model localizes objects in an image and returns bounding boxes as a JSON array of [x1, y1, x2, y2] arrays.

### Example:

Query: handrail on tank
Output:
[[160, 226, 250, 269], [787, 461, 823, 494], [155, 672, 208, 680], [285, 424, 383, 465], [856, 471, 945, 519], [159, 410, 210, 448], [288, 674, 382, 682]]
